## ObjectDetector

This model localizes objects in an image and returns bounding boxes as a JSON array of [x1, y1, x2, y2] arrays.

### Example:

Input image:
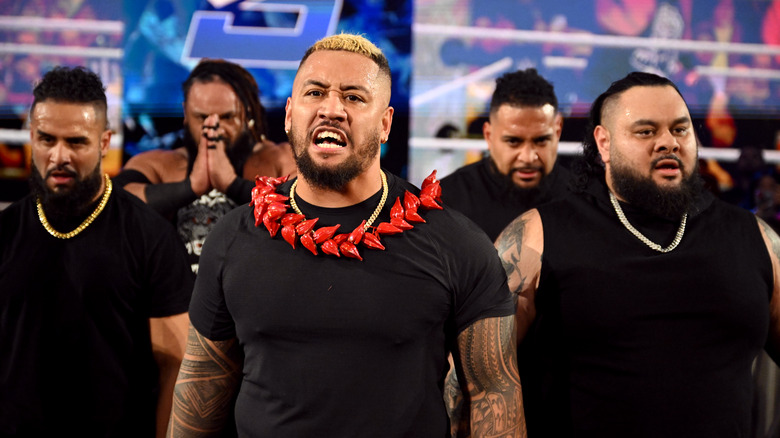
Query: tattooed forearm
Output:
[[458, 316, 525, 438], [168, 325, 243, 437], [444, 366, 471, 438]]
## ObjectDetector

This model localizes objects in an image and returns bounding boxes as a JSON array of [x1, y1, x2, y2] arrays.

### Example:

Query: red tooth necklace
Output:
[[251, 170, 444, 261]]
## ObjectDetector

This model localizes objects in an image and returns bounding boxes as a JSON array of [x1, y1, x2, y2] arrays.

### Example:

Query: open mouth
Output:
[[655, 159, 680, 170], [47, 169, 77, 184], [512, 167, 541, 180], [314, 130, 347, 149], [653, 158, 682, 177]]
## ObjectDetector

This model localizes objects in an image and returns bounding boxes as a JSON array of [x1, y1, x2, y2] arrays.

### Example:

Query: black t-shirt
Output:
[[440, 157, 572, 241], [0, 187, 194, 437], [527, 177, 772, 437], [189, 172, 514, 437]]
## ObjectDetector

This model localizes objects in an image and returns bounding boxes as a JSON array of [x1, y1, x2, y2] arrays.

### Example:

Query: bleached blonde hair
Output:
[[299, 33, 391, 84]]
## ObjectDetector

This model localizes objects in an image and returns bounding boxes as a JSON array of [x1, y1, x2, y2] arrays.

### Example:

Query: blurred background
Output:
[[1, 1, 780, 436], [2, 0, 780, 207]]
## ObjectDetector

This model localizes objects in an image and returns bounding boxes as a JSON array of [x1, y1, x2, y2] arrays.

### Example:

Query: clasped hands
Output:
[[189, 114, 240, 196]]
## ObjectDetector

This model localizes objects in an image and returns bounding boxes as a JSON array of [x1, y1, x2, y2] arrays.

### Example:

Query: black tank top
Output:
[[522, 178, 772, 437]]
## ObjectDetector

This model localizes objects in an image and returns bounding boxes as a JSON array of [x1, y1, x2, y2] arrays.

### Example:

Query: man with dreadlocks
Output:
[[115, 59, 296, 273], [496, 71, 780, 436]]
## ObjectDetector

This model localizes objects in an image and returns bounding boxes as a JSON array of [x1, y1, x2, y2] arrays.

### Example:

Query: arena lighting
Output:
[[0, 16, 124, 58], [408, 139, 780, 164], [410, 23, 780, 163], [412, 24, 780, 57]]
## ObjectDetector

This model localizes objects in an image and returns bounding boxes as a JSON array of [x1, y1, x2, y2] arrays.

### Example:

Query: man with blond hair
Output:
[[168, 33, 525, 437]]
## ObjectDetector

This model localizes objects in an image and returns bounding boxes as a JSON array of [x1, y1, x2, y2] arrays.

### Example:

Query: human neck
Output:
[[294, 163, 384, 208]]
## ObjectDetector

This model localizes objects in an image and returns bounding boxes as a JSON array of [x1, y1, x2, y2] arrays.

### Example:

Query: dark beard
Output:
[[291, 125, 380, 192], [29, 161, 103, 222], [182, 125, 255, 176], [488, 158, 546, 204], [611, 156, 704, 219]]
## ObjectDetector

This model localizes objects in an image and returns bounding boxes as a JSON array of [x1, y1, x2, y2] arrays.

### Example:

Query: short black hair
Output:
[[182, 59, 268, 142], [31, 66, 108, 126], [489, 68, 558, 116]]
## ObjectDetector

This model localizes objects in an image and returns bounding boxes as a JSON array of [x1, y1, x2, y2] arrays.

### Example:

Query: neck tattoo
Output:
[[37, 173, 112, 239], [609, 191, 687, 253], [251, 170, 444, 261]]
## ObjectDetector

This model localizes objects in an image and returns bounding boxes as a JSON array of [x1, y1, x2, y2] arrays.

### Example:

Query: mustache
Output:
[[651, 155, 683, 169], [511, 165, 543, 173], [45, 165, 78, 179]]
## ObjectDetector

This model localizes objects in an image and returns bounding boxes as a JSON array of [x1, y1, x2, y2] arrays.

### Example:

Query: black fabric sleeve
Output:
[[188, 208, 239, 340], [144, 179, 199, 216], [112, 169, 151, 187], [225, 176, 254, 205], [442, 210, 515, 333]]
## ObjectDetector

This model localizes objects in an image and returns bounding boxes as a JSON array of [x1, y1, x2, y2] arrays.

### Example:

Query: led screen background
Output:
[[408, 0, 780, 183], [0, 0, 411, 201]]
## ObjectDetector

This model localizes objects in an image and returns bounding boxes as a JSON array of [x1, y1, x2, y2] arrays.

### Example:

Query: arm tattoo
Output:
[[168, 325, 243, 437], [758, 218, 780, 259], [458, 316, 525, 437], [443, 366, 470, 437], [496, 217, 529, 297]]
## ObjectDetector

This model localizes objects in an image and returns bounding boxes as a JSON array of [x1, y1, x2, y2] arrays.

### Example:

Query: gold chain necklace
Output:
[[609, 191, 686, 253], [37, 173, 113, 239], [289, 170, 388, 231]]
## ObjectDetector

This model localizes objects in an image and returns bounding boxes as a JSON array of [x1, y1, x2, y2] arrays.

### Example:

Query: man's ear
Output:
[[594, 125, 611, 165], [100, 130, 112, 158]]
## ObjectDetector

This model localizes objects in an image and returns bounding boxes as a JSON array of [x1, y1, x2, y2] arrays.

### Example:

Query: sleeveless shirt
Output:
[[525, 177, 772, 437]]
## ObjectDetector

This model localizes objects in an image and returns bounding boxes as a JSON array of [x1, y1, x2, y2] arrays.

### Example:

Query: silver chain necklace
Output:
[[608, 191, 687, 253]]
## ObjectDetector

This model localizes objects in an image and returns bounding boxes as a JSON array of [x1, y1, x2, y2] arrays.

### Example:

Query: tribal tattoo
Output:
[[443, 365, 470, 438], [496, 216, 530, 297], [168, 325, 243, 437], [457, 315, 526, 437]]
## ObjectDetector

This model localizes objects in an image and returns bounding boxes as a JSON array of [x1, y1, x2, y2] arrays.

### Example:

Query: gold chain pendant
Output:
[[37, 174, 113, 239]]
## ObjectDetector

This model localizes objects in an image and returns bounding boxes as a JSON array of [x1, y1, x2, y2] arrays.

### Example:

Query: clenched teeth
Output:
[[315, 131, 346, 148]]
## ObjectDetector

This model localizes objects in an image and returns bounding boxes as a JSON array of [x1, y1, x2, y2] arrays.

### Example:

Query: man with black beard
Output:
[[496, 71, 780, 437], [0, 66, 193, 437], [114, 59, 296, 273], [168, 33, 525, 437], [440, 68, 571, 242]]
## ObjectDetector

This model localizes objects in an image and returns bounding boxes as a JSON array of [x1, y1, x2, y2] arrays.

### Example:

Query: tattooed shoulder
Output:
[[758, 217, 780, 258]]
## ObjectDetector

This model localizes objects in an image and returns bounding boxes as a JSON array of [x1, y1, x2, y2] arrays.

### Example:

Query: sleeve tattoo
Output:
[[496, 216, 530, 297], [458, 315, 526, 437], [168, 325, 243, 437]]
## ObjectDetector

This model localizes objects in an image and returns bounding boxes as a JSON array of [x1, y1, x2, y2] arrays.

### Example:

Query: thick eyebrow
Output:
[[632, 116, 691, 128], [36, 129, 89, 144], [302, 79, 370, 94]]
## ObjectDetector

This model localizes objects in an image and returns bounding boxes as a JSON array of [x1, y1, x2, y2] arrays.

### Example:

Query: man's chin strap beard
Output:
[[29, 162, 103, 223]]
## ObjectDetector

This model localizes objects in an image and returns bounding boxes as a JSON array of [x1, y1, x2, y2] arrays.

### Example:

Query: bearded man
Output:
[[167, 34, 525, 437], [496, 71, 780, 437], [114, 59, 296, 273], [440, 68, 570, 242], [0, 66, 193, 437]]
